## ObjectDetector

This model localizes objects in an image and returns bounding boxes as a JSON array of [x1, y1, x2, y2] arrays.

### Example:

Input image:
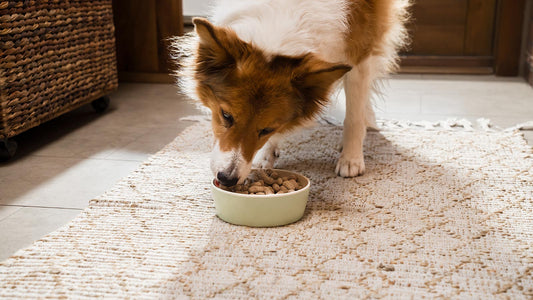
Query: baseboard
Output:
[[399, 55, 494, 75]]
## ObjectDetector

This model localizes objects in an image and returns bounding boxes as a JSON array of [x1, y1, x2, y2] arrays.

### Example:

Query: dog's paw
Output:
[[335, 154, 365, 177], [253, 146, 280, 169]]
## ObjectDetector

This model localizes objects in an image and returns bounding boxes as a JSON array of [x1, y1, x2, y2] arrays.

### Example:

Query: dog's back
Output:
[[210, 0, 409, 69], [211, 0, 349, 63]]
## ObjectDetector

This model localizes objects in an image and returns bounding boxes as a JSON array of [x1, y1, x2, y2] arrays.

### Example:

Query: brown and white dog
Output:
[[173, 0, 409, 186]]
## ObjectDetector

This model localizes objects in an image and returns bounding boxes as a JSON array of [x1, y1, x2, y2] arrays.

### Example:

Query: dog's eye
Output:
[[259, 128, 274, 137], [221, 110, 234, 127]]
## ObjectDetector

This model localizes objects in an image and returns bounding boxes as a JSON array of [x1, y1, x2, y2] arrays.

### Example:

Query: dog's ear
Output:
[[294, 64, 352, 95], [193, 18, 224, 50], [292, 57, 351, 116], [193, 17, 247, 76]]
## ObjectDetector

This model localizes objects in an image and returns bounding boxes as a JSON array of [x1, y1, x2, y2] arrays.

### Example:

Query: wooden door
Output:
[[400, 0, 526, 75]]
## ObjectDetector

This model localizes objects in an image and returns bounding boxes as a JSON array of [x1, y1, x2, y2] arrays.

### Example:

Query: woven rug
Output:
[[1, 118, 532, 299]]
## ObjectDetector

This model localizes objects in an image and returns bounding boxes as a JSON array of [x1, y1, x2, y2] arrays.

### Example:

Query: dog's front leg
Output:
[[252, 136, 281, 169], [336, 60, 374, 177]]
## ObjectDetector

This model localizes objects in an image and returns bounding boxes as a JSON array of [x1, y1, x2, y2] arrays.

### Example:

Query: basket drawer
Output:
[[0, 0, 118, 139]]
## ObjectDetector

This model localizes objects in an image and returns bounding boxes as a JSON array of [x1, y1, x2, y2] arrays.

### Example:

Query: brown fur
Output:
[[345, 0, 410, 69], [193, 18, 351, 162]]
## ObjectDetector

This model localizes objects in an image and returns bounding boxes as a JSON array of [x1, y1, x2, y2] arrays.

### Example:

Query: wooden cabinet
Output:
[[400, 0, 526, 75], [112, 0, 183, 83]]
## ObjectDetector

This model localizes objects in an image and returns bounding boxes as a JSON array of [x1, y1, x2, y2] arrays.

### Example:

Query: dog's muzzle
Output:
[[216, 170, 239, 187], [211, 142, 251, 186]]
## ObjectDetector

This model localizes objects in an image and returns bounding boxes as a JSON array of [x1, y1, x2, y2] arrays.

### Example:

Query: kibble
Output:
[[282, 179, 298, 190], [217, 169, 306, 195], [248, 185, 265, 193]]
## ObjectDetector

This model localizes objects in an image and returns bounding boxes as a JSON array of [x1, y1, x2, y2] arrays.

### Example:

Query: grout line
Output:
[[0, 206, 22, 222], [0, 204, 83, 211]]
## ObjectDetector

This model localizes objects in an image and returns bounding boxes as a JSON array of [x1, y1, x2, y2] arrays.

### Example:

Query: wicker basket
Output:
[[0, 0, 118, 141]]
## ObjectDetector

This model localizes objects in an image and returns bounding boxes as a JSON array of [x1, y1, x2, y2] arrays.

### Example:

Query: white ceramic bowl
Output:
[[211, 169, 310, 227]]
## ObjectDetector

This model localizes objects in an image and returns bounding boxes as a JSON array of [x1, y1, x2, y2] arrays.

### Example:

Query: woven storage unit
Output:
[[0, 0, 118, 140]]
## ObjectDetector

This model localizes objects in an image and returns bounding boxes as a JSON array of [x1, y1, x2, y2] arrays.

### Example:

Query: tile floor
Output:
[[1, 75, 532, 260]]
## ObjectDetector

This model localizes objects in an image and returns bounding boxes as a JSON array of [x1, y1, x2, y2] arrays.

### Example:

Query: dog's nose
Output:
[[216, 171, 239, 187]]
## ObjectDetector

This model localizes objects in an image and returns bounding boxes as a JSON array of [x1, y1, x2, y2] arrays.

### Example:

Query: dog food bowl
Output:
[[211, 169, 310, 227]]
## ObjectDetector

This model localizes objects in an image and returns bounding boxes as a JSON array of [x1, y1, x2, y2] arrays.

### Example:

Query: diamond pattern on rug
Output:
[[0, 119, 532, 299]]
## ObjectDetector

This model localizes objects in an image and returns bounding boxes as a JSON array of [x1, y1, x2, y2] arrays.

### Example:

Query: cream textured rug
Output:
[[1, 118, 532, 299]]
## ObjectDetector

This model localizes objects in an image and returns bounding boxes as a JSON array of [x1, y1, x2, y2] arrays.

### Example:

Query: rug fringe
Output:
[[377, 118, 533, 132], [376, 118, 492, 131], [184, 114, 532, 133], [504, 121, 533, 132]]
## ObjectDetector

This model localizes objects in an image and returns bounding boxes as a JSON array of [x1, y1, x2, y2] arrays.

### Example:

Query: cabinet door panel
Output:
[[464, 0, 497, 56], [401, 0, 499, 74], [407, 0, 468, 56]]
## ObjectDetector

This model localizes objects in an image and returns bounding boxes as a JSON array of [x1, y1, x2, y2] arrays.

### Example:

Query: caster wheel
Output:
[[0, 139, 17, 161], [91, 96, 110, 113]]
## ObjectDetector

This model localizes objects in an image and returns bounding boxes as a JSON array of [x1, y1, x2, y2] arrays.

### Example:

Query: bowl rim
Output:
[[211, 169, 311, 198]]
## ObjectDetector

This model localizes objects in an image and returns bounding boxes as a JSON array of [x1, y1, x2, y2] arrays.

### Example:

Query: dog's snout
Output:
[[211, 142, 251, 186], [216, 171, 239, 187]]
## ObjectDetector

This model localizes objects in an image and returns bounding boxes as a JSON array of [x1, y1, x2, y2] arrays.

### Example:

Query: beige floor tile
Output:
[[420, 93, 497, 116], [0, 157, 140, 208], [10, 107, 110, 159], [0, 207, 81, 261], [0, 206, 21, 222], [421, 93, 533, 117], [105, 124, 197, 161], [377, 93, 422, 114], [27, 126, 152, 159], [0, 155, 79, 184]]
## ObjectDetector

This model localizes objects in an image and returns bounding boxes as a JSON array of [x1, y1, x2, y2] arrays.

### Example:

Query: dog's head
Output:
[[192, 18, 351, 186]]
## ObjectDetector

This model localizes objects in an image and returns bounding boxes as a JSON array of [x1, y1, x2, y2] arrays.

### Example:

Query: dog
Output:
[[173, 0, 409, 186]]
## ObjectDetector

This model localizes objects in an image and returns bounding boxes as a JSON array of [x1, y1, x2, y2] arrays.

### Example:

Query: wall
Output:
[[183, 0, 213, 16]]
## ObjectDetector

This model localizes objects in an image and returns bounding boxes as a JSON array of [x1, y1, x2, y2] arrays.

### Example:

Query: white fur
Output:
[[211, 142, 251, 184], [252, 135, 282, 169], [336, 56, 378, 177], [210, 0, 350, 63]]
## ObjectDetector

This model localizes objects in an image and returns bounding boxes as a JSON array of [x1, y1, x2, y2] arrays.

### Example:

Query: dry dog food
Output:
[[216, 169, 305, 195]]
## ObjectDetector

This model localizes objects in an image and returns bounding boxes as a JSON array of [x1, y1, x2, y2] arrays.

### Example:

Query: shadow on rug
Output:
[[1, 118, 532, 299]]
